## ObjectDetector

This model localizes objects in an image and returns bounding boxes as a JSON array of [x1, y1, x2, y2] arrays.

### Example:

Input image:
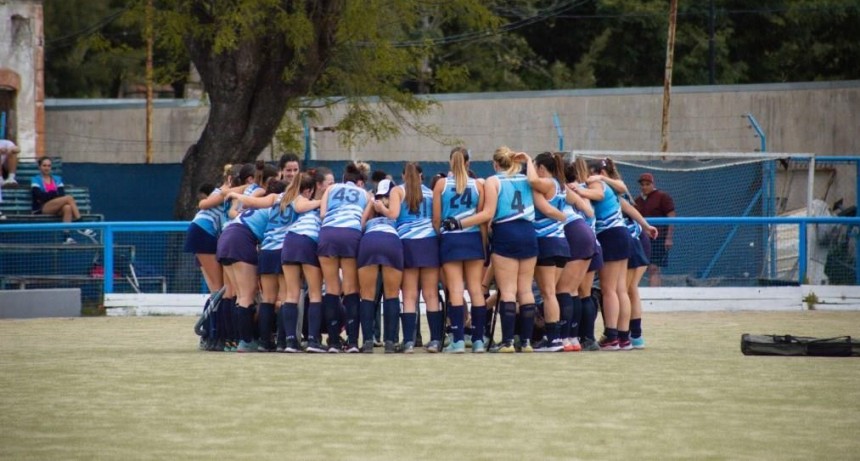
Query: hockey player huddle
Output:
[[188, 147, 657, 354]]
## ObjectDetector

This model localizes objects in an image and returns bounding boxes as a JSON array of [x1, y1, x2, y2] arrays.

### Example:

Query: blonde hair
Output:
[[449, 148, 468, 195], [403, 162, 423, 213], [493, 146, 520, 176]]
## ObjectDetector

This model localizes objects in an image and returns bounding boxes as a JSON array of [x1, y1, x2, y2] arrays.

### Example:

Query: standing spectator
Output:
[[634, 173, 675, 287], [0, 139, 20, 186]]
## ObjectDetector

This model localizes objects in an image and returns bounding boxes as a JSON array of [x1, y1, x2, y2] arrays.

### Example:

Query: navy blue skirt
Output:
[[216, 224, 258, 266], [358, 232, 404, 271], [564, 219, 596, 261], [184, 222, 218, 254], [587, 243, 604, 272], [596, 226, 631, 262], [281, 233, 320, 267], [440, 232, 485, 264], [258, 249, 283, 274], [640, 230, 652, 261], [403, 236, 440, 269], [491, 220, 538, 259], [628, 232, 650, 269], [317, 227, 362, 259]]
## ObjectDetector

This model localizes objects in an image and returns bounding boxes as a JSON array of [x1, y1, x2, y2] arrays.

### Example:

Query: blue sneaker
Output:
[[631, 336, 646, 350], [471, 339, 485, 353], [443, 340, 466, 354], [236, 340, 258, 353]]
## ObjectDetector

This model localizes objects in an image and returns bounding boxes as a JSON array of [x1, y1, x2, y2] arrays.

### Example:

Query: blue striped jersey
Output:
[[223, 206, 268, 242], [288, 207, 321, 242], [191, 188, 225, 237], [593, 181, 626, 233], [396, 184, 436, 239], [577, 182, 597, 229], [234, 183, 261, 215], [365, 216, 398, 235], [322, 182, 368, 231], [533, 179, 567, 239], [440, 175, 480, 234], [620, 193, 642, 238], [493, 173, 534, 224], [260, 194, 296, 250]]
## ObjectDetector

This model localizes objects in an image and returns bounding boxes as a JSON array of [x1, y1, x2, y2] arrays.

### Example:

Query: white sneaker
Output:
[[2, 177, 17, 186], [63, 237, 77, 245]]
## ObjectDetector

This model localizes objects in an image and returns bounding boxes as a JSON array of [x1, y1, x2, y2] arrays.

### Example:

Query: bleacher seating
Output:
[[1, 158, 102, 222]]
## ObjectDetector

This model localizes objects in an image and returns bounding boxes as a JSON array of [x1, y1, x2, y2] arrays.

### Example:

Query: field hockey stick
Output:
[[194, 286, 227, 336]]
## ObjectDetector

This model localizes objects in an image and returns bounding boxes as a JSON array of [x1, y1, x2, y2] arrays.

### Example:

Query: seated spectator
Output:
[[31, 157, 95, 244], [0, 139, 20, 186]]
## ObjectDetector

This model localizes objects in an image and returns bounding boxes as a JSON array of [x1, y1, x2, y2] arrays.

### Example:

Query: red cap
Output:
[[639, 173, 654, 183]]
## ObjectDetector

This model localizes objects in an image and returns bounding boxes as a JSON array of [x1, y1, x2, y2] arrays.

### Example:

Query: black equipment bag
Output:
[[741, 334, 857, 357]]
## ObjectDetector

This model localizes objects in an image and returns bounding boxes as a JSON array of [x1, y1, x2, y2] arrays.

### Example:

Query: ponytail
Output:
[[280, 172, 316, 212], [450, 150, 468, 195], [573, 156, 589, 183], [493, 146, 520, 176], [535, 151, 567, 185], [604, 158, 621, 180], [404, 162, 423, 213], [253, 160, 266, 184]]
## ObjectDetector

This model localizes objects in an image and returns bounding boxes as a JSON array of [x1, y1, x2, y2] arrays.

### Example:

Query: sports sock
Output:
[[343, 293, 360, 345], [307, 302, 323, 342], [630, 318, 642, 338], [618, 330, 630, 342], [282, 302, 299, 340], [519, 304, 536, 344], [427, 310, 445, 342], [359, 299, 376, 345], [229, 297, 239, 343], [382, 298, 400, 343], [545, 322, 559, 342], [449, 305, 465, 342], [570, 296, 582, 338], [401, 312, 417, 345], [470, 305, 487, 343], [500, 301, 517, 343], [323, 293, 341, 342], [257, 302, 275, 346], [603, 327, 618, 341], [557, 293, 574, 339], [238, 306, 254, 343], [581, 296, 597, 341]]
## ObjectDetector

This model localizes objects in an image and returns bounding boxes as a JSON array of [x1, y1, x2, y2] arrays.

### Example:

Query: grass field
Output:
[[1, 311, 859, 460]]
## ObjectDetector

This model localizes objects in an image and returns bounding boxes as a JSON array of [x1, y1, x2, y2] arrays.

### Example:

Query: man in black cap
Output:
[[634, 172, 675, 286]]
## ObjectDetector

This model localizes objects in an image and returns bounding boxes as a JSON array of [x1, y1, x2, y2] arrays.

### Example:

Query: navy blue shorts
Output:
[[440, 232, 485, 264], [627, 233, 650, 269], [640, 230, 652, 261], [492, 220, 538, 259], [258, 249, 283, 274], [184, 222, 218, 254], [588, 244, 604, 272], [564, 219, 596, 261], [597, 226, 632, 262], [281, 233, 320, 267], [317, 227, 362, 259], [216, 224, 258, 266], [358, 232, 403, 271], [537, 237, 570, 267], [403, 236, 440, 269]]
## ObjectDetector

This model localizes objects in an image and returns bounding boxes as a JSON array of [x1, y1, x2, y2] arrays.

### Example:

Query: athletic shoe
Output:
[[489, 340, 516, 353], [327, 340, 343, 353], [257, 342, 276, 353], [563, 337, 582, 352], [236, 340, 258, 353], [424, 340, 442, 353], [414, 335, 423, 348], [284, 338, 302, 353], [373, 337, 383, 347], [631, 336, 646, 350], [63, 237, 77, 245], [618, 339, 633, 351], [305, 339, 327, 353], [344, 343, 360, 353], [581, 338, 600, 351], [464, 335, 472, 349], [384, 341, 397, 354], [443, 340, 466, 354], [534, 338, 565, 352], [2, 177, 18, 186], [402, 341, 415, 354], [443, 333, 452, 348], [519, 339, 533, 353], [598, 336, 620, 351], [471, 339, 486, 353], [361, 342, 375, 353]]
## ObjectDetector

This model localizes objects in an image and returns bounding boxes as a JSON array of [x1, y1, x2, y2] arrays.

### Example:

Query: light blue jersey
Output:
[[440, 175, 480, 234], [322, 182, 368, 231], [533, 179, 566, 239], [365, 216, 398, 236], [593, 181, 626, 234], [620, 193, 642, 238], [396, 184, 436, 239], [288, 207, 321, 242], [234, 183, 261, 214], [578, 182, 597, 229], [191, 188, 226, 237], [493, 173, 534, 224], [224, 206, 268, 242], [260, 194, 296, 250]]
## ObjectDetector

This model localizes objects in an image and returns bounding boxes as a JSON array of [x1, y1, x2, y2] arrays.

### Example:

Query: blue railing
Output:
[[2, 217, 860, 293]]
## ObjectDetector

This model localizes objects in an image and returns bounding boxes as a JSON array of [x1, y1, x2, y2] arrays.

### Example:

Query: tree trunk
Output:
[[173, 0, 342, 219]]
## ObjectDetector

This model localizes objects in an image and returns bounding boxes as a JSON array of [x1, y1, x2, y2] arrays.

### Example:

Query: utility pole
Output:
[[660, 0, 679, 154], [145, 0, 154, 164]]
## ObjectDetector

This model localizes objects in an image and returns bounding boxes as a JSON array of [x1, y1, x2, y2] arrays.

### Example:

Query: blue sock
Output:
[[359, 299, 376, 345], [401, 312, 417, 345], [307, 302, 322, 342], [519, 304, 536, 344], [282, 302, 298, 340], [500, 301, 517, 343], [230, 297, 239, 343], [323, 294, 341, 342], [217, 297, 231, 342], [250, 304, 259, 340], [630, 318, 642, 338], [581, 296, 597, 341], [343, 293, 360, 345], [470, 306, 487, 343], [257, 302, 275, 346], [546, 322, 559, 342], [570, 296, 582, 338], [427, 310, 445, 342], [618, 330, 630, 342], [449, 305, 465, 342], [382, 298, 400, 343], [557, 293, 573, 339], [238, 306, 254, 343], [603, 327, 618, 341]]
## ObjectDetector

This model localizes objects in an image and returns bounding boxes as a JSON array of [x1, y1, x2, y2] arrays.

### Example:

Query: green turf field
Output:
[[1, 311, 859, 460]]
